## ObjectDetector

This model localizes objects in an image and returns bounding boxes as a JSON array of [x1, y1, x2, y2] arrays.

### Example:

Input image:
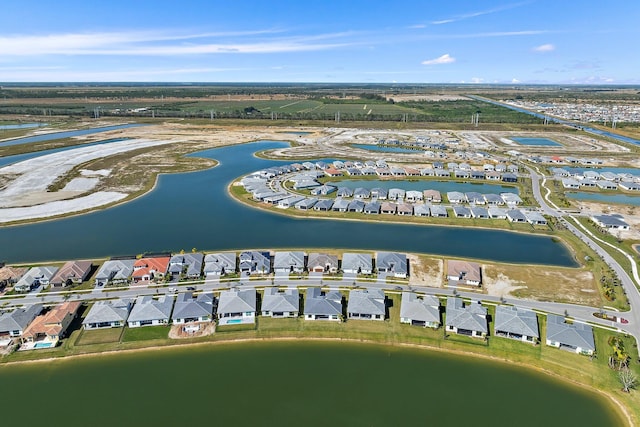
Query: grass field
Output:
[[122, 325, 170, 342], [76, 327, 124, 345]]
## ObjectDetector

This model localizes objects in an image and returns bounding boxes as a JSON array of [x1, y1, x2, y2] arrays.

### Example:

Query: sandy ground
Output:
[[408, 255, 443, 288], [484, 272, 528, 297], [62, 177, 99, 192], [574, 201, 640, 240], [169, 322, 216, 339]]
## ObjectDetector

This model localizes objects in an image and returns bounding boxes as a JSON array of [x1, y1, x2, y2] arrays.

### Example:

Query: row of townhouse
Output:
[[0, 290, 595, 356], [402, 295, 595, 355]]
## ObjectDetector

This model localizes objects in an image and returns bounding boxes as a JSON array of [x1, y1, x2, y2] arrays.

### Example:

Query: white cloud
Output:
[[422, 54, 455, 65], [430, 2, 531, 25], [470, 77, 484, 83], [512, 78, 521, 83], [533, 43, 555, 52]]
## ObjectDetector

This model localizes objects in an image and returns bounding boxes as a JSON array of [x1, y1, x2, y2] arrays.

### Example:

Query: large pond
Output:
[[567, 192, 640, 206], [511, 137, 561, 147], [0, 124, 144, 147], [327, 179, 517, 194], [0, 141, 575, 266], [0, 341, 623, 426]]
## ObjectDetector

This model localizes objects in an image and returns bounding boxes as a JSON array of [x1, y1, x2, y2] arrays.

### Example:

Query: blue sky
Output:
[[0, 0, 638, 84]]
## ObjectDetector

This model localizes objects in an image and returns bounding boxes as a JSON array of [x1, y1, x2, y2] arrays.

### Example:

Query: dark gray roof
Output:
[[347, 289, 385, 316], [445, 297, 487, 333], [169, 253, 204, 276], [128, 295, 174, 323], [304, 288, 343, 316], [494, 306, 539, 338], [262, 287, 299, 312], [376, 252, 408, 275], [218, 289, 256, 315], [0, 304, 43, 333], [172, 292, 214, 320], [95, 259, 135, 282], [203, 252, 237, 274], [400, 292, 439, 323], [546, 314, 595, 351]]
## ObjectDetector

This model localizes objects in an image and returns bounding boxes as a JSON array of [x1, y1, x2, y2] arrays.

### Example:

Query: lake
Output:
[[352, 143, 423, 153], [511, 137, 561, 147], [327, 179, 517, 194], [0, 141, 575, 266], [0, 124, 144, 147], [0, 123, 46, 130], [567, 192, 640, 206], [0, 341, 622, 426]]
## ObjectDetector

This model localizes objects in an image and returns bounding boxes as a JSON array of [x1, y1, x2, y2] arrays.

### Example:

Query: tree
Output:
[[619, 368, 637, 393]]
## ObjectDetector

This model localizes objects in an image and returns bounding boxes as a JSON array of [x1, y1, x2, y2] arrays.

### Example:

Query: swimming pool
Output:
[[34, 342, 54, 349], [226, 319, 243, 324]]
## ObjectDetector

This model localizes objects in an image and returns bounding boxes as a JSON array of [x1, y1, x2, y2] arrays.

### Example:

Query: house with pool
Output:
[[20, 301, 81, 349], [0, 304, 43, 345], [217, 289, 256, 325], [172, 292, 214, 325]]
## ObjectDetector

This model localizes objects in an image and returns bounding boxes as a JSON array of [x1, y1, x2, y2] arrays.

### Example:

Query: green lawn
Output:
[[122, 326, 170, 342], [76, 327, 124, 346]]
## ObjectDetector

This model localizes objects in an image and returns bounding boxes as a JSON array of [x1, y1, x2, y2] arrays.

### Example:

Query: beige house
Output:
[[446, 260, 482, 286], [21, 301, 82, 348]]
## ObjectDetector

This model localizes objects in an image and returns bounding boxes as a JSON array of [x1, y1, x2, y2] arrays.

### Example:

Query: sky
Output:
[[0, 0, 638, 84]]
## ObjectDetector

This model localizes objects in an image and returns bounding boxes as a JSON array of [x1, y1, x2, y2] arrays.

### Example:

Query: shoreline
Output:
[[0, 335, 631, 426]]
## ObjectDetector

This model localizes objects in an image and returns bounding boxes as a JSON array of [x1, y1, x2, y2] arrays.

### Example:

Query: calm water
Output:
[[327, 179, 517, 194], [352, 143, 423, 153], [0, 342, 622, 427], [0, 124, 144, 147], [567, 192, 640, 206], [0, 141, 575, 266], [511, 137, 561, 147]]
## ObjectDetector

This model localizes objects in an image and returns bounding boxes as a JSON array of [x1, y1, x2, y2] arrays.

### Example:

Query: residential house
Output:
[[620, 181, 640, 191], [132, 256, 170, 283], [488, 207, 508, 219], [405, 190, 423, 202], [353, 187, 371, 199], [423, 190, 441, 203], [83, 299, 132, 330], [307, 253, 339, 273], [295, 198, 318, 210], [483, 193, 504, 206], [304, 288, 343, 321], [397, 203, 413, 216], [0, 265, 27, 290], [127, 295, 174, 328], [313, 199, 334, 211], [278, 195, 305, 208], [501, 193, 522, 206], [310, 184, 336, 196], [20, 301, 81, 347], [524, 211, 547, 226], [430, 205, 448, 217], [400, 292, 440, 328], [168, 253, 204, 280], [239, 251, 271, 275], [562, 178, 580, 189], [445, 297, 487, 338], [94, 259, 135, 286], [172, 292, 214, 324], [376, 252, 408, 278], [342, 253, 373, 275], [453, 206, 471, 218], [447, 260, 482, 286], [347, 199, 365, 212], [218, 289, 256, 325], [465, 192, 485, 205], [336, 187, 354, 198], [50, 260, 93, 288], [413, 203, 430, 217], [261, 287, 299, 318], [370, 188, 388, 200], [546, 314, 595, 355], [332, 197, 350, 212], [363, 201, 380, 214], [501, 173, 518, 183], [447, 191, 465, 204], [273, 251, 305, 274], [203, 252, 237, 277], [347, 289, 385, 321], [494, 306, 539, 344], [0, 304, 43, 341], [506, 209, 527, 223], [591, 214, 630, 231], [14, 266, 58, 292], [388, 188, 405, 201], [470, 207, 489, 219]]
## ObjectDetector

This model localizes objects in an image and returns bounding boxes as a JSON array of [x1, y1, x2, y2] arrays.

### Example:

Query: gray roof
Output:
[[376, 252, 408, 275], [465, 192, 484, 203], [15, 266, 59, 290], [592, 214, 629, 228], [336, 187, 354, 197], [239, 251, 271, 273], [370, 187, 388, 198], [203, 252, 237, 275], [95, 259, 135, 282], [332, 197, 350, 210], [273, 251, 305, 271], [128, 295, 174, 323], [347, 289, 385, 316], [447, 191, 465, 202], [364, 201, 380, 213], [353, 187, 371, 198], [169, 253, 204, 276], [342, 253, 373, 272], [295, 198, 318, 209], [304, 288, 343, 316], [218, 289, 256, 315], [314, 199, 334, 210], [348, 199, 365, 211], [445, 297, 487, 333], [470, 207, 489, 218], [453, 206, 471, 217], [172, 292, 214, 320], [307, 253, 339, 270], [262, 287, 299, 313], [83, 299, 132, 325], [546, 314, 595, 351], [430, 205, 448, 216], [413, 204, 430, 215], [494, 306, 539, 338], [0, 304, 43, 333], [506, 209, 527, 221], [400, 292, 440, 323]]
